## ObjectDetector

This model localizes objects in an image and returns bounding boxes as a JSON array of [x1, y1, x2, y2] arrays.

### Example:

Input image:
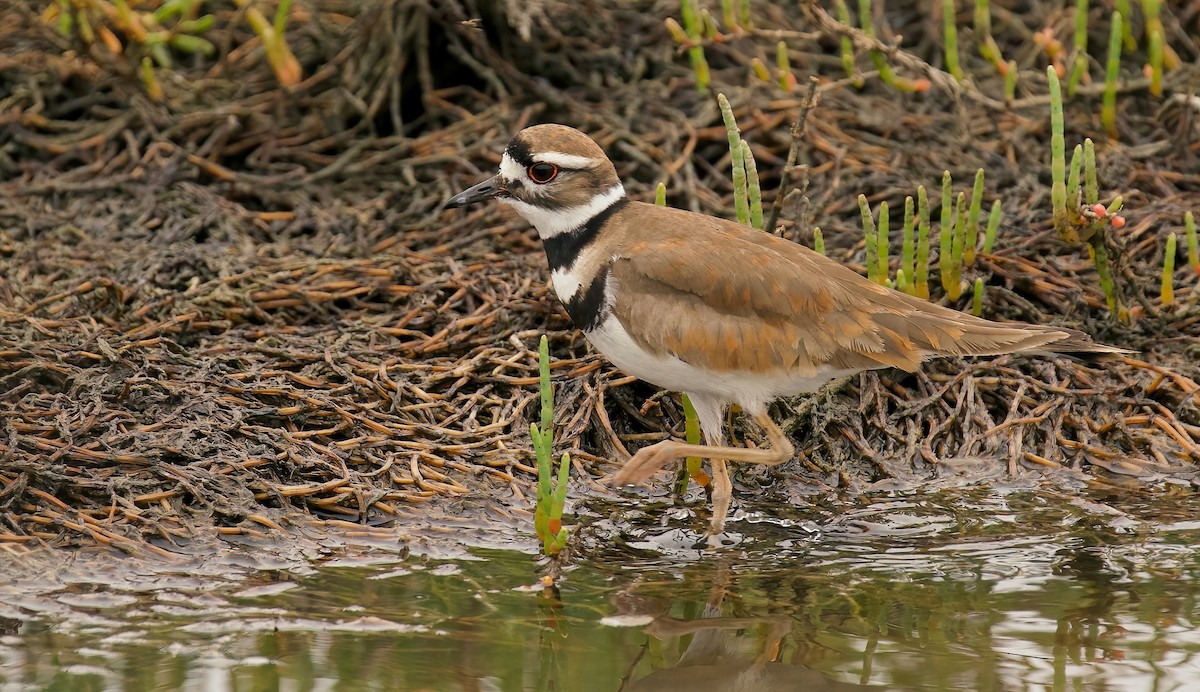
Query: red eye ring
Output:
[[528, 163, 558, 184]]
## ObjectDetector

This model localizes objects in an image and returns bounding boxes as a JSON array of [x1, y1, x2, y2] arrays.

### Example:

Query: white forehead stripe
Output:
[[534, 152, 597, 168], [499, 152, 523, 182], [504, 183, 625, 239]]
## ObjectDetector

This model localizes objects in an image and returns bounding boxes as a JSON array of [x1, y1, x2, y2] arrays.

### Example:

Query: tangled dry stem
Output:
[[1, 0, 1199, 552]]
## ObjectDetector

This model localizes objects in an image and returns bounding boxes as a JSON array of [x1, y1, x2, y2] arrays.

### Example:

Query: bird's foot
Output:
[[610, 440, 682, 487]]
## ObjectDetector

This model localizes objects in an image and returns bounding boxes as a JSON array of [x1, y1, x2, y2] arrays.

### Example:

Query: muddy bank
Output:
[[2, 0, 1199, 551]]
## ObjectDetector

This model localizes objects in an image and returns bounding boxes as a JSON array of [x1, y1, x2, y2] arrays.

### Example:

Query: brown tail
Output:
[[877, 300, 1133, 367]]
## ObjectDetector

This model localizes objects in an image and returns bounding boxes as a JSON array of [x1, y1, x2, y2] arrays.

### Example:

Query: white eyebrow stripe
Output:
[[534, 152, 597, 169]]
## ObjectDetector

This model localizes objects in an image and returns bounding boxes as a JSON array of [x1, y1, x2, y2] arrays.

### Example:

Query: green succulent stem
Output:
[[1048, 67, 1071, 242], [942, 0, 962, 80], [835, 0, 862, 87], [901, 196, 915, 295], [681, 0, 711, 90], [1067, 0, 1089, 95], [1083, 139, 1098, 204], [776, 41, 794, 91], [983, 200, 1002, 254], [860, 195, 881, 284], [974, 0, 1002, 67], [965, 169, 985, 266], [939, 172, 955, 298], [950, 191, 967, 300], [675, 394, 707, 496], [718, 94, 749, 225], [916, 185, 931, 299], [1161, 233, 1176, 306], [877, 201, 890, 284], [742, 140, 763, 229], [1186, 212, 1199, 275], [1142, 0, 1163, 96], [1102, 13, 1123, 139], [532, 335, 569, 556]]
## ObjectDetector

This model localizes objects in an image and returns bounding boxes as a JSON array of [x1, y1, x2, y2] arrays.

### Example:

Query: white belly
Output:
[[584, 316, 854, 410]]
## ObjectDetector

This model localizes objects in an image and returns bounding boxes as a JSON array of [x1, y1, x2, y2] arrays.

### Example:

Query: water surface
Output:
[[3, 487, 1198, 690]]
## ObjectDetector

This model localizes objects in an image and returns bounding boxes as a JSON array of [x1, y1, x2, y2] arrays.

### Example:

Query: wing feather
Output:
[[607, 201, 1093, 376]]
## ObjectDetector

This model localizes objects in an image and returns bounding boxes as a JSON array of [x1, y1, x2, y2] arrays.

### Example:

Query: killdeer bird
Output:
[[447, 124, 1125, 539]]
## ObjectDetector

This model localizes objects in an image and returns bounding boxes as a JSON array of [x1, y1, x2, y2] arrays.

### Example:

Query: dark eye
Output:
[[528, 163, 558, 184]]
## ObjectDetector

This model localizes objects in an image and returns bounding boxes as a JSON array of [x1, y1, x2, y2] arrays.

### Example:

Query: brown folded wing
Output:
[[608, 202, 1085, 376]]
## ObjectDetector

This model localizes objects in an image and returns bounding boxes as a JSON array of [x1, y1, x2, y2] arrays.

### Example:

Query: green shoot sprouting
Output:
[[777, 41, 796, 91], [674, 394, 709, 496], [140, 57, 164, 101], [972, 278, 984, 316], [965, 169, 985, 266], [1083, 138, 1098, 204], [1003, 60, 1018, 101], [860, 194, 882, 284], [856, 0, 928, 92], [1141, 0, 1163, 96], [236, 0, 301, 86], [1090, 242, 1118, 314], [1102, 13, 1123, 139], [813, 227, 826, 255], [916, 185, 931, 299], [1067, 144, 1083, 209], [717, 94, 763, 229], [983, 200, 1002, 254], [939, 171, 958, 299], [677, 0, 711, 91], [835, 0, 862, 87], [877, 201, 890, 284], [1067, 0, 1089, 95], [751, 57, 771, 82], [950, 191, 967, 299], [974, 0, 1003, 69], [1161, 233, 1176, 307], [700, 8, 720, 40], [531, 335, 569, 556], [901, 195, 915, 295], [723, 0, 751, 32], [1114, 0, 1135, 50], [1049, 67, 1071, 241], [742, 140, 763, 229], [655, 182, 667, 206], [722, 0, 738, 30], [1186, 212, 1199, 275], [718, 94, 749, 225], [942, 0, 962, 80]]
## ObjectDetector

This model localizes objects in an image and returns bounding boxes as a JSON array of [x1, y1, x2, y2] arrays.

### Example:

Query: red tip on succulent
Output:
[[1111, 215, 1127, 229], [1091, 203, 1107, 217]]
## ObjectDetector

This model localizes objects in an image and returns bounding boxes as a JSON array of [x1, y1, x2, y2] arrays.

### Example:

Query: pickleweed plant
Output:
[[1048, 67, 1127, 318], [719, 94, 764, 228], [531, 336, 569, 556], [1161, 233, 1176, 307], [1186, 212, 1199, 275]]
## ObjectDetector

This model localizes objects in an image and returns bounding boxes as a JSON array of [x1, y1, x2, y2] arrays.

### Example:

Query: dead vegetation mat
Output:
[[2, 0, 1200, 553]]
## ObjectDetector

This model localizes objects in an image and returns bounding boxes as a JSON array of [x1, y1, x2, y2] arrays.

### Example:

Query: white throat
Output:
[[504, 184, 626, 239]]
